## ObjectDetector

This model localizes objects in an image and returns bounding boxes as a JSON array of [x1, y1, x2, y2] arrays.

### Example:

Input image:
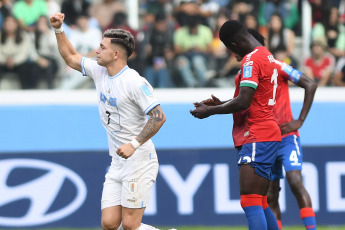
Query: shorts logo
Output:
[[141, 85, 152, 96], [243, 66, 253, 78]]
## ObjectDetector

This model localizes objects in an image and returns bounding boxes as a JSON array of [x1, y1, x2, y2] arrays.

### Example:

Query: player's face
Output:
[[96, 38, 116, 66]]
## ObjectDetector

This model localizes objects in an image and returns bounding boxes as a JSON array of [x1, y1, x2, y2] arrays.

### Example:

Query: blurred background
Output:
[[0, 0, 345, 229]]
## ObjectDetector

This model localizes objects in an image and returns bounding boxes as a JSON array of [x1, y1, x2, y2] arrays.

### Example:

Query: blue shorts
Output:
[[237, 141, 280, 181], [272, 135, 303, 181]]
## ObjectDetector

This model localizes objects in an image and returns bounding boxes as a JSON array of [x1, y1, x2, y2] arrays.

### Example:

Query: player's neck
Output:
[[106, 61, 127, 76]]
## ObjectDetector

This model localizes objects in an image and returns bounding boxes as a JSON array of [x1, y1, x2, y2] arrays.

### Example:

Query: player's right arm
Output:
[[50, 13, 82, 72]]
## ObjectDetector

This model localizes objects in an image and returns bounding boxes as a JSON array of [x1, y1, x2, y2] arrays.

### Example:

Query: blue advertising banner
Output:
[[0, 147, 344, 228]]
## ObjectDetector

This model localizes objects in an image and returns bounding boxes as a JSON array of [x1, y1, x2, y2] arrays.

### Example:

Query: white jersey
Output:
[[81, 57, 159, 160]]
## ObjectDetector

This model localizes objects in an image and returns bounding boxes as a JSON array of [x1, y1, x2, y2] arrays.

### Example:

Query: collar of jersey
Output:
[[108, 65, 129, 79]]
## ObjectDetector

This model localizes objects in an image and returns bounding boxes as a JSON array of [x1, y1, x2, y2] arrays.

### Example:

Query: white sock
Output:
[[117, 223, 124, 230], [137, 223, 160, 230]]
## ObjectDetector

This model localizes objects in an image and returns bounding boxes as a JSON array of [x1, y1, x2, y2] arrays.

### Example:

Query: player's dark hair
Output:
[[219, 20, 247, 48], [247, 28, 265, 46], [104, 29, 135, 57]]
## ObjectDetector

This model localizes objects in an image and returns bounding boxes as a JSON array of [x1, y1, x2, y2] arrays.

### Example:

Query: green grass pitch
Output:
[[7, 226, 343, 230]]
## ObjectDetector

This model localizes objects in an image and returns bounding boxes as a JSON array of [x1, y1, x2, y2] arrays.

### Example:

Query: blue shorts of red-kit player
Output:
[[237, 141, 280, 180], [272, 135, 303, 181]]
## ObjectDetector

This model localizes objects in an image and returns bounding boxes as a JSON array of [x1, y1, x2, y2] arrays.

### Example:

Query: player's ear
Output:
[[228, 42, 240, 54]]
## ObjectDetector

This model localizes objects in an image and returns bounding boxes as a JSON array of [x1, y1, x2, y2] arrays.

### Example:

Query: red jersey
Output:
[[232, 46, 281, 147], [274, 60, 303, 138]]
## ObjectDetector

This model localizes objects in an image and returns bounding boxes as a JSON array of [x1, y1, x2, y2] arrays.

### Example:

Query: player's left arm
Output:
[[116, 105, 166, 159], [136, 105, 166, 144], [280, 73, 317, 135]]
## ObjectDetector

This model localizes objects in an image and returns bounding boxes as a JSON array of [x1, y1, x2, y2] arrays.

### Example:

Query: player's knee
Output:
[[101, 216, 121, 230], [121, 219, 140, 230]]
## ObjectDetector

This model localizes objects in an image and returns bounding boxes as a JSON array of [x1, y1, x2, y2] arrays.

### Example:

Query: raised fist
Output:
[[49, 13, 65, 29]]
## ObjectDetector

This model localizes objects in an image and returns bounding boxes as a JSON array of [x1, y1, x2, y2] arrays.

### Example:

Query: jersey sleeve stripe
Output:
[[240, 80, 258, 89], [144, 102, 160, 114], [81, 57, 87, 76]]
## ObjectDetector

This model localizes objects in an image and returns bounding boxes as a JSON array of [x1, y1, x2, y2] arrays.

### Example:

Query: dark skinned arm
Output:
[[280, 74, 317, 135], [190, 87, 255, 119]]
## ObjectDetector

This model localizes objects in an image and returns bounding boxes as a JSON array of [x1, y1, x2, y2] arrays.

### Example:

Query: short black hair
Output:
[[104, 29, 135, 57], [219, 20, 246, 47], [247, 28, 265, 46]]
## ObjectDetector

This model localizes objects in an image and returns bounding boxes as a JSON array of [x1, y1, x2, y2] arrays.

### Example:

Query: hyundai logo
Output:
[[0, 159, 87, 226]]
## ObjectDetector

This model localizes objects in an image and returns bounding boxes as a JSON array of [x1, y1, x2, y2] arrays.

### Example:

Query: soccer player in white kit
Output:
[[50, 13, 168, 230]]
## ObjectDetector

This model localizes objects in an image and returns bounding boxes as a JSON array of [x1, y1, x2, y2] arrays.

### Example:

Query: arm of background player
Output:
[[280, 74, 317, 135], [295, 73, 317, 123], [50, 13, 82, 72], [136, 105, 166, 145], [190, 87, 254, 119]]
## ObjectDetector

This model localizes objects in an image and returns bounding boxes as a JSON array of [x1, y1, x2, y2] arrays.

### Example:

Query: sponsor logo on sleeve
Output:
[[141, 85, 152, 96], [243, 66, 253, 78]]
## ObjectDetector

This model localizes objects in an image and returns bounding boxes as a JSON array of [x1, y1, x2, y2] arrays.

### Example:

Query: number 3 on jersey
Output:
[[268, 68, 278, 105]]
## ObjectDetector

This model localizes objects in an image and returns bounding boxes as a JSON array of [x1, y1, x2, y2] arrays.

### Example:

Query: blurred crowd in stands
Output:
[[0, 0, 344, 89]]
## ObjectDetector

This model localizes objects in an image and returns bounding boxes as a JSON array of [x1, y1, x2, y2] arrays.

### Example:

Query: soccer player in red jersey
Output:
[[190, 20, 281, 230], [270, 59, 317, 230], [248, 29, 318, 230], [203, 29, 318, 230]]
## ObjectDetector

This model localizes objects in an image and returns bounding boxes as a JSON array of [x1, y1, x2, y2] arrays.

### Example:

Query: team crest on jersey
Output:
[[141, 84, 152, 96], [243, 66, 253, 78]]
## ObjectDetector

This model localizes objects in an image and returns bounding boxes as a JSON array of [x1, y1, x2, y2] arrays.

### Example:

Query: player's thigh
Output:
[[101, 205, 122, 229], [101, 162, 123, 210], [239, 164, 270, 195], [122, 206, 146, 229], [286, 169, 304, 190]]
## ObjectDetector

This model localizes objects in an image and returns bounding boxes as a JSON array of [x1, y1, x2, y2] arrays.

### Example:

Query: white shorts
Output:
[[101, 156, 159, 210]]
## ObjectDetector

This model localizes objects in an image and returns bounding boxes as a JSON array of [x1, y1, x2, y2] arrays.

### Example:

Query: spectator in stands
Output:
[[0, 0, 12, 29], [258, 0, 299, 31], [59, 13, 102, 89], [31, 15, 59, 89], [312, 7, 345, 59], [173, 10, 213, 87], [308, 0, 332, 26], [304, 38, 336, 86], [61, 0, 90, 28], [226, 0, 257, 24], [210, 10, 240, 81], [0, 15, 35, 89], [12, 0, 48, 32], [89, 0, 126, 31], [173, 1, 201, 27], [143, 12, 175, 88], [334, 57, 345, 86], [266, 14, 296, 63], [199, 0, 220, 29], [45, 0, 61, 17]]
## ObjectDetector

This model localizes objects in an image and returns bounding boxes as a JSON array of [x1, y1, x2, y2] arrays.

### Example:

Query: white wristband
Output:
[[54, 26, 64, 34], [130, 139, 140, 149]]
